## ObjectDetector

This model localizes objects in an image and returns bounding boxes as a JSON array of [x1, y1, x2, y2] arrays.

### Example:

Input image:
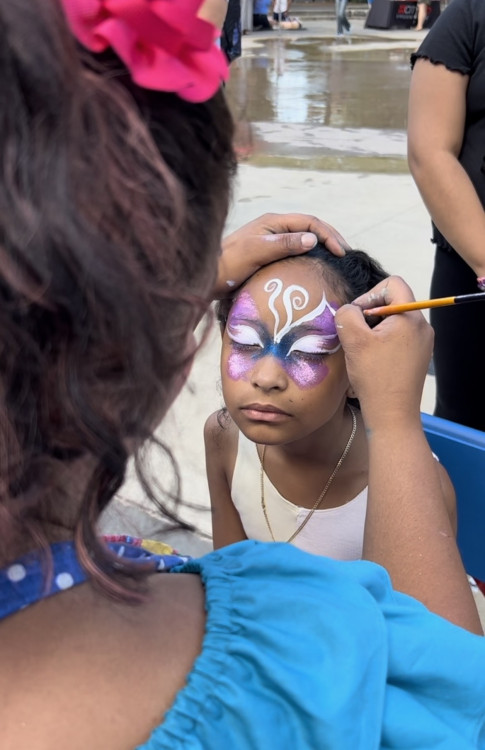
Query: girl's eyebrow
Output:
[[288, 321, 338, 335], [228, 316, 268, 334], [228, 318, 339, 341], [229, 314, 262, 326]]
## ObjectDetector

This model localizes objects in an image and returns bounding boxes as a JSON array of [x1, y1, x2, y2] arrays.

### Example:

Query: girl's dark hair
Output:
[[217, 243, 389, 328], [304, 243, 389, 302], [0, 0, 236, 598]]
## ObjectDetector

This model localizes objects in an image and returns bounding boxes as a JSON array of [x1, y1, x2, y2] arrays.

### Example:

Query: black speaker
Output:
[[365, 0, 440, 30]]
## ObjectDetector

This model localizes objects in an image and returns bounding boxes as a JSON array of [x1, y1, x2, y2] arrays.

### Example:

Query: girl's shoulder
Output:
[[204, 409, 240, 480], [204, 408, 239, 450]]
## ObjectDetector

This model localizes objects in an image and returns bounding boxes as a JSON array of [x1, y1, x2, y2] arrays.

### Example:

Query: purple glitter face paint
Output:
[[225, 283, 341, 389], [229, 291, 259, 322], [298, 306, 341, 352], [226, 292, 261, 381], [285, 354, 329, 389]]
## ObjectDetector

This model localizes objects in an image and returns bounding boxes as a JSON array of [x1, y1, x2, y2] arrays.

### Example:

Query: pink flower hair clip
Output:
[[60, 0, 229, 102]]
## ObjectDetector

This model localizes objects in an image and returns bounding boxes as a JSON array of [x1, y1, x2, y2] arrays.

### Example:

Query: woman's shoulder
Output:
[[0, 568, 206, 750], [142, 541, 485, 750], [411, 0, 485, 75]]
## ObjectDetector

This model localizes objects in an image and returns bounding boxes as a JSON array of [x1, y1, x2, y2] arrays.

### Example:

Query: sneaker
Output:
[[343, 26, 351, 35]]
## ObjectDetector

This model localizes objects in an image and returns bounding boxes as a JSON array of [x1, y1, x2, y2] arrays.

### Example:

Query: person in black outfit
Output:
[[221, 0, 242, 63], [408, 0, 485, 431]]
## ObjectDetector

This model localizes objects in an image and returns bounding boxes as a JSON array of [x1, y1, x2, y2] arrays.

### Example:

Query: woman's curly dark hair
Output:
[[0, 0, 236, 599]]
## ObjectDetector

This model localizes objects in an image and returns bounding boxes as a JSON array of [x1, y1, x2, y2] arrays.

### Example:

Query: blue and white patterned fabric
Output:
[[0, 540, 188, 620], [2, 539, 485, 749]]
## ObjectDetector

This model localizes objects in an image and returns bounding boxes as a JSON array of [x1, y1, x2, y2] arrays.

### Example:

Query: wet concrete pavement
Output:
[[99, 10, 485, 627], [226, 20, 415, 172]]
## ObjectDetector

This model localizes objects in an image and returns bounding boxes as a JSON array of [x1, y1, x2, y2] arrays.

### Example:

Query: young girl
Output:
[[205, 244, 456, 557]]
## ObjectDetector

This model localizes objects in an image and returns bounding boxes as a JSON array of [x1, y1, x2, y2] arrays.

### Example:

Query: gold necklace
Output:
[[259, 404, 357, 543]]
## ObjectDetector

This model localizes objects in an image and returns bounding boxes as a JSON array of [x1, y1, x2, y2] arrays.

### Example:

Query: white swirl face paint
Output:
[[264, 278, 338, 344]]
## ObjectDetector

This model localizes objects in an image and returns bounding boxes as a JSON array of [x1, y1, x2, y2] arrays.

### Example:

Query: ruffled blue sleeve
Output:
[[139, 540, 485, 750]]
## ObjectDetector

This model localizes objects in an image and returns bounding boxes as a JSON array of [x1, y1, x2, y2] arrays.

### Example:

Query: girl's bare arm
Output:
[[204, 412, 248, 548]]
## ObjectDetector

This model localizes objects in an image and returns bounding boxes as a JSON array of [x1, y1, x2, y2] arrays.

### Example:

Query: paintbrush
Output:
[[363, 291, 485, 318]]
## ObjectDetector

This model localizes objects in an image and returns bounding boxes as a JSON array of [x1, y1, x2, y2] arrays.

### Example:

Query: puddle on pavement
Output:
[[225, 37, 414, 172]]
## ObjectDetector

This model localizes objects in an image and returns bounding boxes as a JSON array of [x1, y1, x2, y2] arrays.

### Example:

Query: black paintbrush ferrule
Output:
[[455, 292, 485, 304]]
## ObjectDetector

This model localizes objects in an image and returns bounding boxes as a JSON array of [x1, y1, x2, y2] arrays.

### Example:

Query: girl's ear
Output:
[[346, 384, 357, 399], [216, 298, 232, 338]]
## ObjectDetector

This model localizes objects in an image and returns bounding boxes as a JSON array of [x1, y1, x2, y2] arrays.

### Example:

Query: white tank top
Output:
[[230, 431, 367, 561]]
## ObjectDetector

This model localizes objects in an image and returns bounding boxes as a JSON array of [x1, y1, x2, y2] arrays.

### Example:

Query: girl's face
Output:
[[221, 259, 351, 446]]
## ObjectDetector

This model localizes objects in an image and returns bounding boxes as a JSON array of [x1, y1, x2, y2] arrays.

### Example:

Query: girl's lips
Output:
[[241, 404, 291, 422]]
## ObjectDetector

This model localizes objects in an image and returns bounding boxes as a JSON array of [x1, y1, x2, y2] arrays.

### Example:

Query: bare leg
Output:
[[416, 3, 427, 30]]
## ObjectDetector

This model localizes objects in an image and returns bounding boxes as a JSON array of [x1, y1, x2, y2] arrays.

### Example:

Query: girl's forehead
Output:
[[235, 260, 339, 311]]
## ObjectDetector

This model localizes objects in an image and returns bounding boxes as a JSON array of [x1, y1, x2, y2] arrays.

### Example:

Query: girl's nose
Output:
[[250, 355, 288, 392]]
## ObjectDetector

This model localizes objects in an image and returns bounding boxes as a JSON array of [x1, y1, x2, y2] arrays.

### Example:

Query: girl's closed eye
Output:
[[287, 334, 341, 357], [227, 323, 264, 350]]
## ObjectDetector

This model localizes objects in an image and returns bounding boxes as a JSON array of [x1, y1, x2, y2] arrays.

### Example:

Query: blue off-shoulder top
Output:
[[2, 538, 485, 748], [140, 541, 485, 750]]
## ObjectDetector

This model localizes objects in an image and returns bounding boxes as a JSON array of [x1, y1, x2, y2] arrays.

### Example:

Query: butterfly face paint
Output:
[[226, 280, 341, 389]]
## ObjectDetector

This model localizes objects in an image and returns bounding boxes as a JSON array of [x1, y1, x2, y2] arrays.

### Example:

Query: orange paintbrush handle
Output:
[[363, 296, 456, 317], [363, 292, 485, 318]]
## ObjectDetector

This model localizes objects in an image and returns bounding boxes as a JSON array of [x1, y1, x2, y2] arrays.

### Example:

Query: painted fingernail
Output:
[[301, 233, 317, 250]]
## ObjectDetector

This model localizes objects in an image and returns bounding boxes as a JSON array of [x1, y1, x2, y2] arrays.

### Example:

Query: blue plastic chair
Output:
[[421, 412, 485, 582]]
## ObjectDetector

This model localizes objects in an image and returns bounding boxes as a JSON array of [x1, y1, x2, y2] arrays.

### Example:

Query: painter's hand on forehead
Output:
[[255, 214, 350, 256], [214, 213, 350, 300]]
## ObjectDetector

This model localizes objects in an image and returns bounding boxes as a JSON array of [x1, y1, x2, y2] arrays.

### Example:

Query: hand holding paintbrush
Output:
[[335, 276, 434, 419], [363, 291, 485, 318]]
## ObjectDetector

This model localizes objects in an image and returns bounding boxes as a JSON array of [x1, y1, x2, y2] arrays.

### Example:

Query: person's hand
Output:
[[214, 213, 350, 299], [335, 276, 434, 430]]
